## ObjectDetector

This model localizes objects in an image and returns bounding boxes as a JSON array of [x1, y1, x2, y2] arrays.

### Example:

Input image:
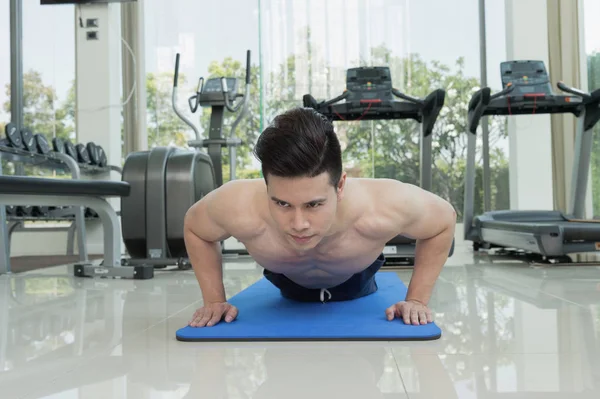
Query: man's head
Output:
[[253, 107, 346, 250]]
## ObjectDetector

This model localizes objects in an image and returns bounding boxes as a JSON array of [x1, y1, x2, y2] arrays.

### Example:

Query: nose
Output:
[[290, 209, 310, 232]]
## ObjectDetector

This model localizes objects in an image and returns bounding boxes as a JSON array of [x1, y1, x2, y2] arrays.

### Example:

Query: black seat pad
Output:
[[0, 176, 130, 197]]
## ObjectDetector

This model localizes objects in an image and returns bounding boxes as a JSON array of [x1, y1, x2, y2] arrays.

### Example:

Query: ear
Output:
[[336, 172, 347, 201]]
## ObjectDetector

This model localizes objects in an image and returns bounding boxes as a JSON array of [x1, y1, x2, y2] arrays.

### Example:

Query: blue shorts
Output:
[[263, 253, 386, 302]]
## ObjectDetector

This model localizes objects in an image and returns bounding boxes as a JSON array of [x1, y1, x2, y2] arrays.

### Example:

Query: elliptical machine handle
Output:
[[222, 50, 252, 113], [174, 54, 180, 87], [220, 77, 229, 94], [226, 50, 252, 181], [246, 50, 251, 85], [171, 53, 201, 141]]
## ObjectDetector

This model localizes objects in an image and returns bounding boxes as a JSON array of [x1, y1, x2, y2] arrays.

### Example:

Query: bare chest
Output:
[[243, 228, 385, 288]]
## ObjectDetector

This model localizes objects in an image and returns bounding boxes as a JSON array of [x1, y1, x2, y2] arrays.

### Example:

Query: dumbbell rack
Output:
[[0, 144, 118, 272]]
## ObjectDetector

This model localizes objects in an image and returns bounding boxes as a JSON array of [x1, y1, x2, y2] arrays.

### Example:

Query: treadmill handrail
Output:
[[306, 88, 446, 128], [420, 88, 446, 137], [391, 88, 424, 105], [321, 91, 351, 107], [557, 81, 591, 100], [467, 87, 491, 134]]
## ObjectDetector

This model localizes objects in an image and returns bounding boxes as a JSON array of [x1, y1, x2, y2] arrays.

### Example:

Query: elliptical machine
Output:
[[179, 50, 251, 187], [119, 50, 251, 269], [173, 50, 252, 256]]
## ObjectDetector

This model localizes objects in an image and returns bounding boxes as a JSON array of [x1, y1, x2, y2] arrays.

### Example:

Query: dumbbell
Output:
[[76, 143, 91, 164], [16, 206, 33, 217], [34, 133, 51, 155], [64, 139, 78, 160], [21, 128, 36, 153], [98, 146, 107, 167], [5, 205, 17, 216], [85, 207, 98, 218], [86, 142, 100, 165], [32, 206, 50, 217], [52, 137, 65, 154], [1, 123, 23, 148]]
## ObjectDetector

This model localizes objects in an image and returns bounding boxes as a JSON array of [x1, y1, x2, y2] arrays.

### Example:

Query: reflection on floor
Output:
[[1, 238, 600, 399]]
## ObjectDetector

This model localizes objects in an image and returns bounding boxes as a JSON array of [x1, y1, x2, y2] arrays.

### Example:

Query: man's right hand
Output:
[[188, 302, 239, 327]]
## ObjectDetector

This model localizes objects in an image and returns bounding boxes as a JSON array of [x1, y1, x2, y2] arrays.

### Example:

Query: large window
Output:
[[0, 1, 11, 130], [22, 2, 76, 144], [144, 0, 261, 180], [481, 0, 509, 214], [584, 0, 600, 217], [260, 0, 481, 219]]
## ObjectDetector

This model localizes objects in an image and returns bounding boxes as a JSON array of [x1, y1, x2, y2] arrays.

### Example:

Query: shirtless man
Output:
[[184, 107, 456, 327]]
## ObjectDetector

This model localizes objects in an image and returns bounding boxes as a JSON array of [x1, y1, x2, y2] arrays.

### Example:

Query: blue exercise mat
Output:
[[176, 272, 441, 341]]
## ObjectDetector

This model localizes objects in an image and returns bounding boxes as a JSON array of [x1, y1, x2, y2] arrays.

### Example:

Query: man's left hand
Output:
[[385, 300, 433, 325]]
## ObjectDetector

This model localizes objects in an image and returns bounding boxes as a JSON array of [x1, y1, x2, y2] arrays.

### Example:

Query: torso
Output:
[[222, 178, 404, 289]]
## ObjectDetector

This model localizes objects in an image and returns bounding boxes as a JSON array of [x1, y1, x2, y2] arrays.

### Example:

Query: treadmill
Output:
[[464, 60, 600, 262], [303, 66, 452, 266]]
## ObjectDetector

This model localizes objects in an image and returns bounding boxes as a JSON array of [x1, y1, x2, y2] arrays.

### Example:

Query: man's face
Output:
[[266, 172, 346, 250]]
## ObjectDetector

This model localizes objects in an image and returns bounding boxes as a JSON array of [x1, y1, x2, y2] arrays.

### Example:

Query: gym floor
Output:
[[1, 230, 600, 398]]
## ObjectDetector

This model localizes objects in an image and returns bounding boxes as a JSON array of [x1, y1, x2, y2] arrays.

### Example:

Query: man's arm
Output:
[[183, 184, 233, 304], [385, 181, 456, 305]]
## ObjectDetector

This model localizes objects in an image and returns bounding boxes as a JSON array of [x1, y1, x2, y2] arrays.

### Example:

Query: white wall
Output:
[[505, 0, 554, 210]]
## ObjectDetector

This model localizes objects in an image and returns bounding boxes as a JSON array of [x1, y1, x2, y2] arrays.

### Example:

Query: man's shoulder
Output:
[[209, 179, 267, 236], [348, 177, 409, 202], [217, 178, 265, 193], [347, 178, 413, 239]]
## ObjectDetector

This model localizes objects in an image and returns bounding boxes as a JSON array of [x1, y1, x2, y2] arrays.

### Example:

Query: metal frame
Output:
[[0, 150, 90, 268], [10, 0, 23, 132], [0, 193, 152, 279], [463, 79, 600, 258], [478, 0, 491, 212], [0, 194, 113, 271]]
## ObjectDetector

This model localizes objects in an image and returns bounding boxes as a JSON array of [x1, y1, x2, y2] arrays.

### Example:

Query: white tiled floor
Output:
[[2, 240, 600, 398]]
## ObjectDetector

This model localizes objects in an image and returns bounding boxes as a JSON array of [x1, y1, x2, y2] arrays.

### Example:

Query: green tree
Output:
[[2, 70, 74, 141], [262, 44, 509, 219], [588, 51, 600, 217], [146, 71, 189, 148]]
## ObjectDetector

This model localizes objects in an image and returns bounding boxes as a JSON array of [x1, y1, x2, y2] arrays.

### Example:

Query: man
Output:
[[184, 108, 456, 328]]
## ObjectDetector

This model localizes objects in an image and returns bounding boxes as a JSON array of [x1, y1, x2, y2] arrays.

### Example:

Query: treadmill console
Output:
[[500, 60, 553, 96], [345, 67, 393, 101]]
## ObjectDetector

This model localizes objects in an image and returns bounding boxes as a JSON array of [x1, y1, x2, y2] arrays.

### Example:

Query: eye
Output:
[[307, 202, 322, 208], [276, 201, 289, 207]]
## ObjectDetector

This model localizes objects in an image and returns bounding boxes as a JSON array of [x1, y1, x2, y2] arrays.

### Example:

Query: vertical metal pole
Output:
[[10, 0, 23, 132], [121, 6, 136, 156], [121, 0, 147, 153], [3, 0, 22, 274], [420, 133, 433, 191], [463, 132, 477, 240], [569, 115, 592, 219], [0, 154, 10, 274], [258, 0, 265, 134], [479, 0, 491, 211]]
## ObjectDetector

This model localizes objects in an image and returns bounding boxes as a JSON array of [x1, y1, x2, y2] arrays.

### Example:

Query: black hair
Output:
[[253, 107, 342, 187]]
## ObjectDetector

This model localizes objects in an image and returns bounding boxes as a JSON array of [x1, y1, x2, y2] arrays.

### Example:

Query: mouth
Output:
[[290, 235, 314, 244]]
